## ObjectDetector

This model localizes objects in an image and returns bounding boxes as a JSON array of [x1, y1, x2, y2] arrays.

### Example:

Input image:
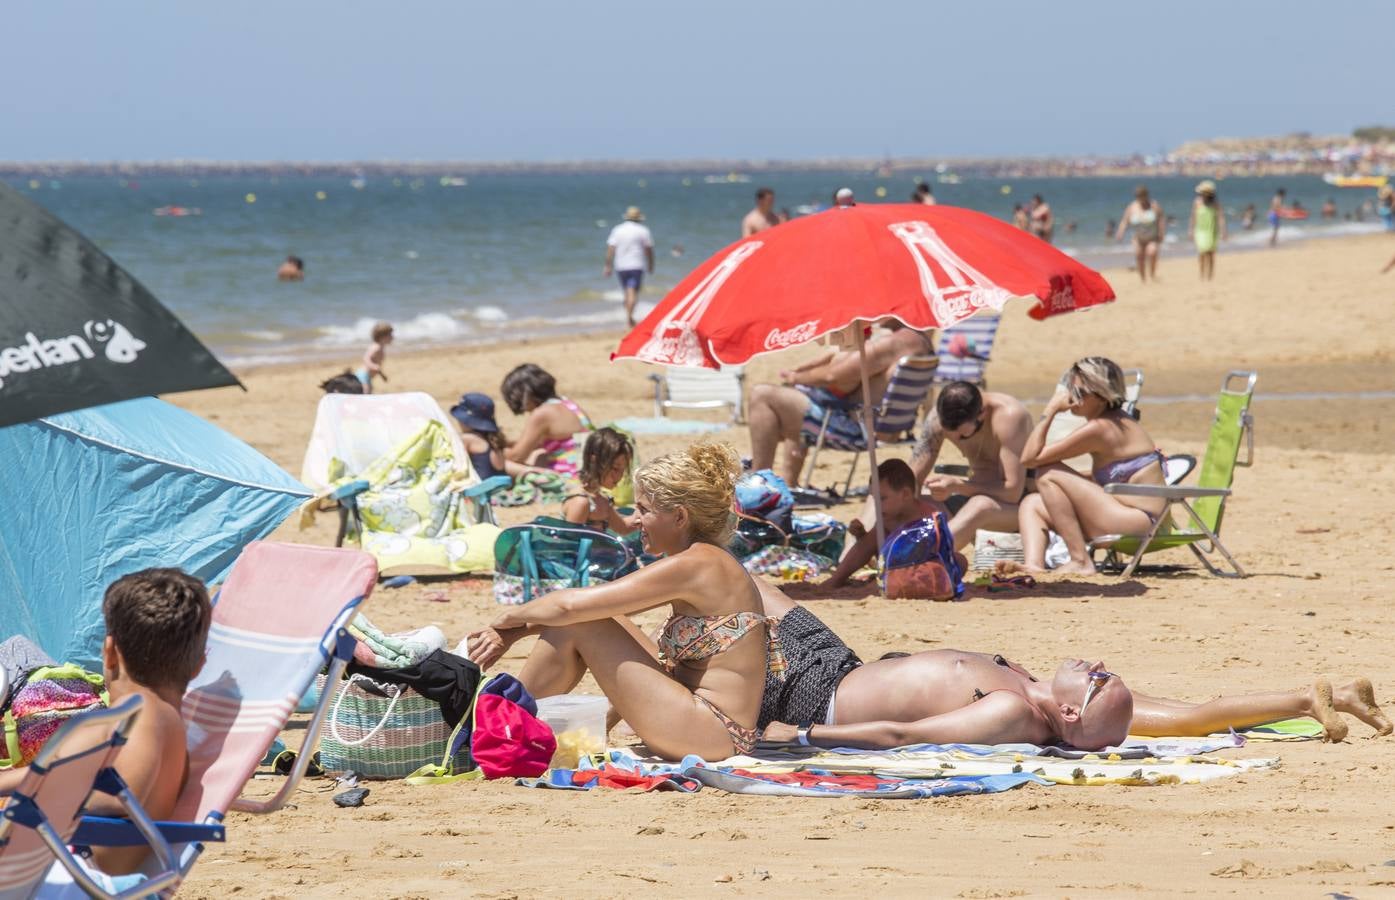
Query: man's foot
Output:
[[1308, 679, 1348, 743], [1334, 678, 1393, 736]]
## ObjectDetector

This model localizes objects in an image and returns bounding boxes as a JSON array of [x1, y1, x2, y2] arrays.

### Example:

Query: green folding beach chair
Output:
[[1089, 371, 1257, 578]]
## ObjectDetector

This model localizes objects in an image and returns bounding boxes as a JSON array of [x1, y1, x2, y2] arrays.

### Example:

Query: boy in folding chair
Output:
[[1, 569, 212, 880]]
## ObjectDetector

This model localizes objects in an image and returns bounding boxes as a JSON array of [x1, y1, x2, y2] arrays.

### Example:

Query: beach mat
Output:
[[720, 740, 1279, 786]]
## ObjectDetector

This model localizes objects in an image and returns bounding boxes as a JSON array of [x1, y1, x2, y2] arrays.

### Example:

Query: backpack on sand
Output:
[[881, 513, 967, 601]]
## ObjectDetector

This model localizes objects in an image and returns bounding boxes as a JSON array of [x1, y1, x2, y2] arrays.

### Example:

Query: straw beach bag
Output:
[[316, 673, 464, 779]]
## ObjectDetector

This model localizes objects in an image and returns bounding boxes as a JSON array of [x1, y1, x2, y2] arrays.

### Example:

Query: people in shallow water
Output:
[[755, 584, 1392, 750]]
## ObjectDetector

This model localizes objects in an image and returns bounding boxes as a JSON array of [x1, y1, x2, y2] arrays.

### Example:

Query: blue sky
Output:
[[3, 0, 1387, 161]]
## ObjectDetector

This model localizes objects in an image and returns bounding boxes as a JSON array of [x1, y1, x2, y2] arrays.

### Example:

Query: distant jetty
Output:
[[4, 130, 1391, 180]]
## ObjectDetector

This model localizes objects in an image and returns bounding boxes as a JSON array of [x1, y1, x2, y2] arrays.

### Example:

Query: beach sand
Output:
[[175, 233, 1395, 898]]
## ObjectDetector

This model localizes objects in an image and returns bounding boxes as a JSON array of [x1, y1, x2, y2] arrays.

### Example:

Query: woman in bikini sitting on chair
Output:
[[1017, 356, 1166, 576], [469, 442, 775, 760]]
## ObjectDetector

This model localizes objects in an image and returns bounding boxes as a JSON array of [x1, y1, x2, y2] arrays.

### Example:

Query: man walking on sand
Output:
[[742, 187, 781, 236], [604, 206, 654, 327]]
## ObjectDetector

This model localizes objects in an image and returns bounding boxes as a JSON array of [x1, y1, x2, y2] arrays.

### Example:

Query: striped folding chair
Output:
[[0, 696, 181, 900], [934, 314, 1001, 387], [802, 355, 939, 494], [68, 541, 378, 895]]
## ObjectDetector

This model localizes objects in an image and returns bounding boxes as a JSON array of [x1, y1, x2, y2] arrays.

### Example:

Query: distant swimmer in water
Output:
[[1012, 204, 1030, 230], [1240, 203, 1256, 230], [277, 255, 304, 282], [834, 187, 855, 208], [1268, 188, 1286, 246], [742, 187, 781, 236], [1028, 194, 1053, 243], [1114, 185, 1165, 283], [671, 243, 684, 258], [1321, 197, 1338, 220], [912, 183, 936, 205]]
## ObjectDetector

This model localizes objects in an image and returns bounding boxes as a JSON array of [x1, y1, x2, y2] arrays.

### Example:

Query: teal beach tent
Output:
[[0, 397, 311, 666]]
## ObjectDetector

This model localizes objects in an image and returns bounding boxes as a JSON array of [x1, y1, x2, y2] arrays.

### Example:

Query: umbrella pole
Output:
[[855, 324, 885, 596]]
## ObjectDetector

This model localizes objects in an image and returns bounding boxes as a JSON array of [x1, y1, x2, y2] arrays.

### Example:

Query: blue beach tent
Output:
[[0, 397, 311, 666]]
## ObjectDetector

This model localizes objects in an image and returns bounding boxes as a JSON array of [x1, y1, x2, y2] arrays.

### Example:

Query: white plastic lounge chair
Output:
[[801, 355, 939, 494], [649, 366, 746, 424], [63, 542, 378, 895]]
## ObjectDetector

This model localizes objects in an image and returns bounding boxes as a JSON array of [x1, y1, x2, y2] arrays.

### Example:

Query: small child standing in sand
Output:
[[355, 321, 393, 393], [562, 427, 637, 534], [1189, 180, 1226, 281]]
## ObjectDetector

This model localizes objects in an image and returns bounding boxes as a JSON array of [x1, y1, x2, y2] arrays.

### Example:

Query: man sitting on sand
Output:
[[746, 320, 935, 486], [1, 569, 212, 878], [826, 459, 939, 588], [853, 381, 1031, 551], [755, 584, 1390, 751]]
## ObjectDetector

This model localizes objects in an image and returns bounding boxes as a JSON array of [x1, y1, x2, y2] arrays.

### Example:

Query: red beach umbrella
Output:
[[612, 203, 1114, 369], [612, 203, 1114, 582]]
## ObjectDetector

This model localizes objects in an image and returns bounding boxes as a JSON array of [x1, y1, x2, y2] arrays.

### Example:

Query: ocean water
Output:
[[5, 171, 1383, 367]]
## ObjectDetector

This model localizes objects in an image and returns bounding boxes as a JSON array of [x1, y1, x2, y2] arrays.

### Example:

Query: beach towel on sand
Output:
[[310, 421, 499, 575], [719, 739, 1280, 786]]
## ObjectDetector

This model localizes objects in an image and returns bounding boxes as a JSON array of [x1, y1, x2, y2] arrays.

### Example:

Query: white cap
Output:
[[835, 188, 854, 200]]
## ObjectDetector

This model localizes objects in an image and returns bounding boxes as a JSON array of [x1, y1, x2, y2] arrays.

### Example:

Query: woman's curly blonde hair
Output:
[[633, 441, 740, 546]]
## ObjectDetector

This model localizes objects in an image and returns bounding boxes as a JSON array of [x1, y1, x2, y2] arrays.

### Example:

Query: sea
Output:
[[4, 171, 1384, 369]]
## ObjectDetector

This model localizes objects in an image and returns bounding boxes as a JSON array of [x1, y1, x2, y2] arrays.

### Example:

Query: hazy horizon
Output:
[[4, 0, 1389, 162]]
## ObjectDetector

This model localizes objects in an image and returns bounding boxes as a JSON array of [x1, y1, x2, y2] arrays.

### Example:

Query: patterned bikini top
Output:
[[658, 612, 787, 678]]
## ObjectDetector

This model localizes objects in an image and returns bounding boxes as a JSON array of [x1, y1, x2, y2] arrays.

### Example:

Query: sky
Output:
[[3, 0, 1389, 162]]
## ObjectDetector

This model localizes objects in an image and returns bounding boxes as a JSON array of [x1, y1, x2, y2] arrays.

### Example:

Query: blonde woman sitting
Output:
[[465, 443, 776, 760], [1018, 357, 1167, 576]]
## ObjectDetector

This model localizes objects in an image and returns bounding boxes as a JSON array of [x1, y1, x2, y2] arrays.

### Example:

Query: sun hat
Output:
[[624, 206, 645, 221], [1194, 180, 1217, 195], [450, 392, 499, 433]]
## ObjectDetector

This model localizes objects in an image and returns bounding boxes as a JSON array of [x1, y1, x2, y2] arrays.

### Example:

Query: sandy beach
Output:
[[175, 232, 1395, 898]]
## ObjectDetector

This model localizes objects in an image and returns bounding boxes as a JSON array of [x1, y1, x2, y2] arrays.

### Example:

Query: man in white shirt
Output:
[[604, 206, 655, 326]]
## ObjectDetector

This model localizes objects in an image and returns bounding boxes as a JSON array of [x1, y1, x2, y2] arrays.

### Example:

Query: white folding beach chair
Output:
[[300, 391, 507, 544], [801, 355, 938, 494], [649, 366, 746, 424]]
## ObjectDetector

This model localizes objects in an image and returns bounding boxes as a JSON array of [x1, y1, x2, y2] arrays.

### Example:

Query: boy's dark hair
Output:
[[288, 255, 304, 270], [877, 458, 916, 493], [500, 363, 558, 415], [320, 370, 364, 394], [755, 187, 774, 201], [103, 568, 212, 691], [936, 381, 984, 430], [578, 426, 633, 493]]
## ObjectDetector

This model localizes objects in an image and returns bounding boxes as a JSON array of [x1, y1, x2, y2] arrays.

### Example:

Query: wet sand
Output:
[[176, 232, 1395, 898]]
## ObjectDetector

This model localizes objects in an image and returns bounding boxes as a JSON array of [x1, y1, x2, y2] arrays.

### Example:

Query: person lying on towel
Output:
[[1, 569, 212, 876], [754, 582, 1390, 751]]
